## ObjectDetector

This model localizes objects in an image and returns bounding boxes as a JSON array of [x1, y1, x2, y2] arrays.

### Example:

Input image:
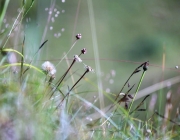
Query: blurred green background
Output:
[[1, 0, 180, 111]]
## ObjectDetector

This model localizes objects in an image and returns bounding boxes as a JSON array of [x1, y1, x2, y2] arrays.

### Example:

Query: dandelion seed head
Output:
[[45, 8, 48, 11], [54, 8, 57, 12], [74, 55, 82, 62], [42, 61, 56, 76], [57, 11, 60, 14], [175, 66, 178, 69], [62, 10, 65, 13], [55, 14, 58, 17], [49, 69, 56, 76]]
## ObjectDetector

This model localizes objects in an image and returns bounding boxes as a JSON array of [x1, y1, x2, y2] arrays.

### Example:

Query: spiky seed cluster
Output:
[[81, 48, 87, 54], [42, 61, 56, 76], [74, 55, 82, 62], [76, 34, 82, 40], [143, 61, 149, 71]]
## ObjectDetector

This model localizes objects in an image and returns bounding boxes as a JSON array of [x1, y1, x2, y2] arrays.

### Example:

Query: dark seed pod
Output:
[[81, 48, 87, 54], [134, 69, 141, 74], [137, 109, 146, 111], [143, 62, 149, 71], [125, 102, 128, 110], [128, 94, 134, 99]]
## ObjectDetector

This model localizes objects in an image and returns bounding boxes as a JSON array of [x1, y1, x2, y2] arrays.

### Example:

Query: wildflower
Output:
[[76, 34, 82, 40], [81, 48, 87, 54], [42, 61, 56, 76], [74, 55, 82, 62], [84, 64, 94, 73]]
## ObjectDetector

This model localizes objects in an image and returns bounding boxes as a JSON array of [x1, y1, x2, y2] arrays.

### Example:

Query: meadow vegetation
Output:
[[0, 0, 180, 140]]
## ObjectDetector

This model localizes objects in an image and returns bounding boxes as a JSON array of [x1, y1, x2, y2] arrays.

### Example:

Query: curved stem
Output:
[[128, 70, 146, 114]]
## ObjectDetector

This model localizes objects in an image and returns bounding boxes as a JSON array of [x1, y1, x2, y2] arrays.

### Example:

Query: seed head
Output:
[[81, 48, 87, 54], [143, 61, 149, 71], [74, 55, 82, 62], [42, 61, 56, 76], [84, 64, 94, 73], [76, 34, 82, 40]]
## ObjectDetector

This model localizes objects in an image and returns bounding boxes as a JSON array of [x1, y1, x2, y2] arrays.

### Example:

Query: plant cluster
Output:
[[0, 1, 180, 140]]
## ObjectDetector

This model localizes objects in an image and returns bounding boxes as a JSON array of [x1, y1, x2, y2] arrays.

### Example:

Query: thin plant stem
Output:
[[128, 70, 146, 114], [107, 62, 145, 113], [115, 62, 144, 102], [20, 36, 25, 83], [2, 6, 24, 49], [56, 40, 78, 67], [22, 40, 48, 75], [56, 70, 88, 108], [56, 60, 75, 87], [50, 52, 82, 99], [64, 53, 77, 93], [0, 0, 10, 30]]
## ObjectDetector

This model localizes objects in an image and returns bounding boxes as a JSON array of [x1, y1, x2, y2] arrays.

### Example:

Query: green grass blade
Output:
[[0, 63, 44, 74], [0, 0, 10, 30], [2, 48, 24, 58]]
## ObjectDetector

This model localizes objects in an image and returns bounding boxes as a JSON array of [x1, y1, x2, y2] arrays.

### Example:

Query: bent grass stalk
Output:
[[0, 63, 44, 74], [128, 70, 146, 115]]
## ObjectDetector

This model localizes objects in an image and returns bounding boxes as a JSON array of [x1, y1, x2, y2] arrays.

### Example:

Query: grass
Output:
[[0, 1, 180, 140]]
